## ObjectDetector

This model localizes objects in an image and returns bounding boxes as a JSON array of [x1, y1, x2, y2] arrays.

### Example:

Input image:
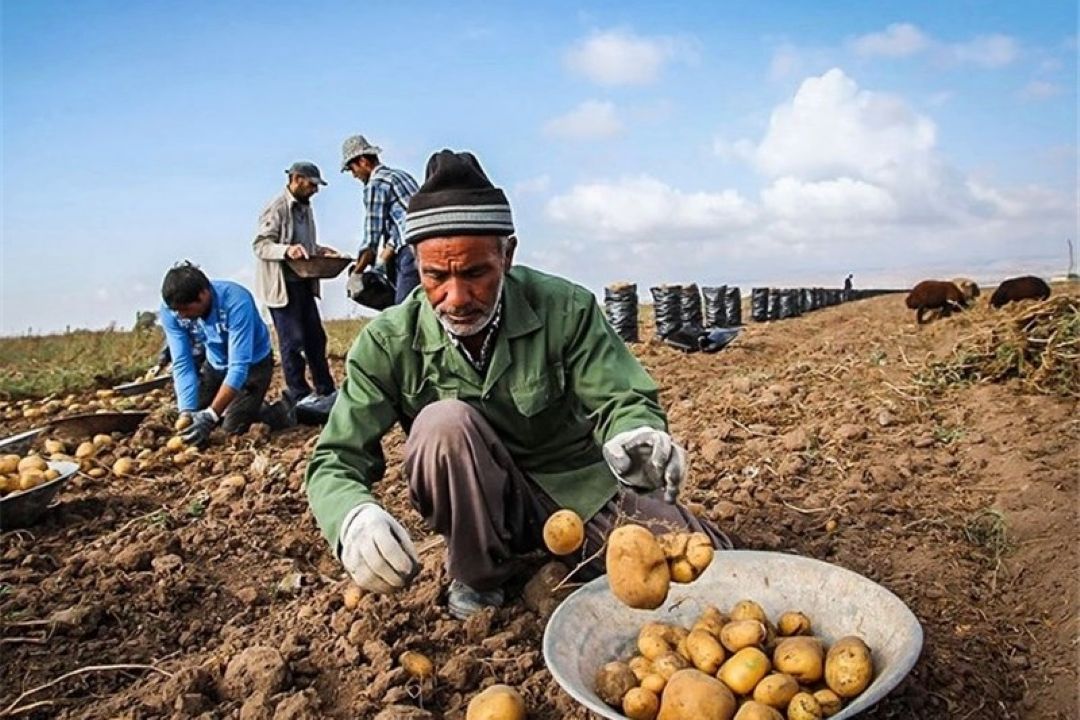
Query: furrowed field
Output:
[[0, 291, 1076, 719]]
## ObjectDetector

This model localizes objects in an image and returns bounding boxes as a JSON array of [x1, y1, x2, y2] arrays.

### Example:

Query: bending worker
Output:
[[306, 150, 730, 619], [161, 262, 291, 446]]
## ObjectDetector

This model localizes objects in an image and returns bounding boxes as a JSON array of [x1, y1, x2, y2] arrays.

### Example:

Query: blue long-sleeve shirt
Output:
[[161, 280, 272, 411]]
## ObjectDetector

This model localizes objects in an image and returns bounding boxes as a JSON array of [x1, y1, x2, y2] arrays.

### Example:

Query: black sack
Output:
[[724, 287, 742, 326], [604, 283, 639, 343], [650, 285, 683, 339], [751, 288, 769, 322], [346, 267, 395, 311], [702, 285, 727, 327], [680, 283, 704, 329]]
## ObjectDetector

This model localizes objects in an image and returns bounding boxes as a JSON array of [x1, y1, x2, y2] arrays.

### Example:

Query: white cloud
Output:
[[544, 68, 1074, 281], [851, 23, 929, 58], [546, 175, 756, 240], [564, 29, 691, 85], [949, 34, 1018, 67], [845, 24, 1019, 68], [543, 100, 622, 140], [1020, 80, 1062, 100]]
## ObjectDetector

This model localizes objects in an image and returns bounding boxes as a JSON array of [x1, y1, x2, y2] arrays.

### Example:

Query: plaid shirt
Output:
[[362, 164, 419, 254]]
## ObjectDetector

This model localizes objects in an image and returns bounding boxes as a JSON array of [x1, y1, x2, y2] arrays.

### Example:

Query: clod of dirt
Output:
[[239, 691, 273, 720], [272, 689, 321, 720], [374, 706, 436, 720], [439, 653, 481, 690], [151, 553, 183, 575], [248, 423, 272, 444], [834, 424, 867, 442], [221, 646, 290, 700], [522, 561, 572, 617], [781, 428, 811, 451], [114, 544, 152, 571], [47, 604, 102, 637], [362, 638, 393, 670]]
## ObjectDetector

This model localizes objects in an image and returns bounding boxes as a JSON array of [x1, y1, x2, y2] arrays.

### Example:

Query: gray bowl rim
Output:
[[542, 549, 923, 720]]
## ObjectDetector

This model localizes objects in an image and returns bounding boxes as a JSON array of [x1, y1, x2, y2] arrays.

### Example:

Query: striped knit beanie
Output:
[[404, 150, 515, 245]]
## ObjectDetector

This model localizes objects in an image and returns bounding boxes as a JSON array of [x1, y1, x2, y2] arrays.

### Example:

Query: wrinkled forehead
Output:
[[415, 236, 505, 268]]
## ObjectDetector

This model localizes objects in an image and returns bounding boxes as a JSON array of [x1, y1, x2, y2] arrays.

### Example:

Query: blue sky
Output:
[[2, 0, 1077, 334]]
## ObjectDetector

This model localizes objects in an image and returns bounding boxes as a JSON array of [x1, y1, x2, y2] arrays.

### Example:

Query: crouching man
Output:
[[161, 262, 292, 446], [305, 150, 731, 619]]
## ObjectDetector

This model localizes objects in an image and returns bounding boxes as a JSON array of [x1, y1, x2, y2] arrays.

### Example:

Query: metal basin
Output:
[[0, 427, 47, 456], [113, 374, 171, 396], [285, 255, 353, 279], [0, 460, 79, 530], [543, 550, 922, 719], [47, 411, 148, 440]]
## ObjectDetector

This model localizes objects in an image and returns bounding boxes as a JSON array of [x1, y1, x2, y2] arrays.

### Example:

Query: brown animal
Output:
[[951, 277, 980, 302], [990, 275, 1051, 308], [906, 280, 968, 324]]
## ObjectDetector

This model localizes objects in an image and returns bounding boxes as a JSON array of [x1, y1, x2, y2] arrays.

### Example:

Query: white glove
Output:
[[339, 504, 419, 594], [603, 427, 686, 504]]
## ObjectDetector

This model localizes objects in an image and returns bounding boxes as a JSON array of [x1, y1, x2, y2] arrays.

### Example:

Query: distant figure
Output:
[[341, 135, 421, 303], [951, 278, 981, 303], [990, 276, 1051, 308], [905, 280, 968, 324], [161, 262, 293, 446], [253, 161, 339, 407], [843, 274, 853, 292]]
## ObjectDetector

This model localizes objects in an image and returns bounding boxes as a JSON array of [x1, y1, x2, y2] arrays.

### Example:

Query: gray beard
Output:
[[436, 276, 504, 338]]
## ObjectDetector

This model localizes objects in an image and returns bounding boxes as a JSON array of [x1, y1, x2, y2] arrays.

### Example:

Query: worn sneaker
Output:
[[447, 580, 504, 619]]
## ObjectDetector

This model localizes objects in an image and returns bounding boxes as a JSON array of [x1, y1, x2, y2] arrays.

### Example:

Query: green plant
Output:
[[932, 425, 965, 444], [964, 508, 1011, 562], [186, 499, 206, 518]]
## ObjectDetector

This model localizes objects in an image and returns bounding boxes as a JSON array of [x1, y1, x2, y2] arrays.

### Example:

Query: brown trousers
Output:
[[403, 399, 731, 592]]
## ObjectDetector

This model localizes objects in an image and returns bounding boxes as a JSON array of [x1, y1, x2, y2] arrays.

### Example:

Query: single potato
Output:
[[399, 650, 435, 679], [813, 689, 843, 717], [751, 673, 799, 709], [824, 636, 873, 698], [640, 673, 667, 694], [166, 436, 187, 452], [729, 600, 768, 625], [777, 612, 812, 637], [17, 455, 48, 473], [623, 686, 661, 720], [175, 414, 193, 431], [595, 661, 638, 707], [717, 647, 771, 695], [605, 524, 671, 609], [653, 651, 690, 680], [18, 469, 45, 490], [629, 655, 654, 681], [113, 457, 136, 477], [639, 623, 675, 660], [687, 628, 726, 674], [92, 433, 114, 448], [466, 684, 526, 720], [786, 692, 823, 720], [543, 509, 585, 555], [74, 442, 97, 460], [720, 619, 766, 652], [657, 668, 736, 720], [772, 637, 824, 684], [0, 455, 19, 474]]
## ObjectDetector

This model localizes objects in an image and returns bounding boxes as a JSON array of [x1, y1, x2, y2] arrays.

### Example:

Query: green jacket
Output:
[[305, 266, 667, 550]]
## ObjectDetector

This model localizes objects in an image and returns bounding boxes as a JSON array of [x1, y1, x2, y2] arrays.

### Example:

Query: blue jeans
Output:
[[394, 246, 420, 304]]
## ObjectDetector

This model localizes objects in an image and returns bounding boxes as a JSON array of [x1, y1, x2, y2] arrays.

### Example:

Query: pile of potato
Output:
[[0, 453, 62, 496], [593, 600, 873, 720], [0, 387, 169, 423]]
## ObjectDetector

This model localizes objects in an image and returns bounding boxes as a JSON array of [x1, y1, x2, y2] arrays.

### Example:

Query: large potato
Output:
[[824, 636, 873, 698], [0, 455, 19, 474], [720, 620, 766, 652], [606, 525, 670, 609], [595, 661, 638, 707], [717, 647, 771, 695], [733, 701, 783, 720], [772, 637, 824, 683], [17, 455, 48, 473], [687, 629, 726, 674], [657, 668, 736, 720], [751, 673, 799, 709], [466, 684, 526, 720], [543, 509, 585, 555]]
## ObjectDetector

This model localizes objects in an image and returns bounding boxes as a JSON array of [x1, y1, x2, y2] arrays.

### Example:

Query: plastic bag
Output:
[[680, 283, 703, 329], [604, 283, 639, 343], [702, 286, 727, 327], [767, 289, 782, 320], [751, 288, 770, 322], [650, 285, 683, 339], [724, 287, 742, 326]]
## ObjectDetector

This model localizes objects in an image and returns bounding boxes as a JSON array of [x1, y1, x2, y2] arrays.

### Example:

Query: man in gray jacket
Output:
[[252, 161, 338, 406]]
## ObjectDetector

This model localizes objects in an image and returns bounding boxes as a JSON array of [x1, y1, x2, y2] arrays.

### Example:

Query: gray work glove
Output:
[[180, 408, 219, 447], [602, 427, 686, 504], [339, 504, 419, 594]]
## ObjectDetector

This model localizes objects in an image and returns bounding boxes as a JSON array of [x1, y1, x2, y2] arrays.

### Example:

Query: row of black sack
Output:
[[603, 283, 902, 345], [603, 283, 742, 352]]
